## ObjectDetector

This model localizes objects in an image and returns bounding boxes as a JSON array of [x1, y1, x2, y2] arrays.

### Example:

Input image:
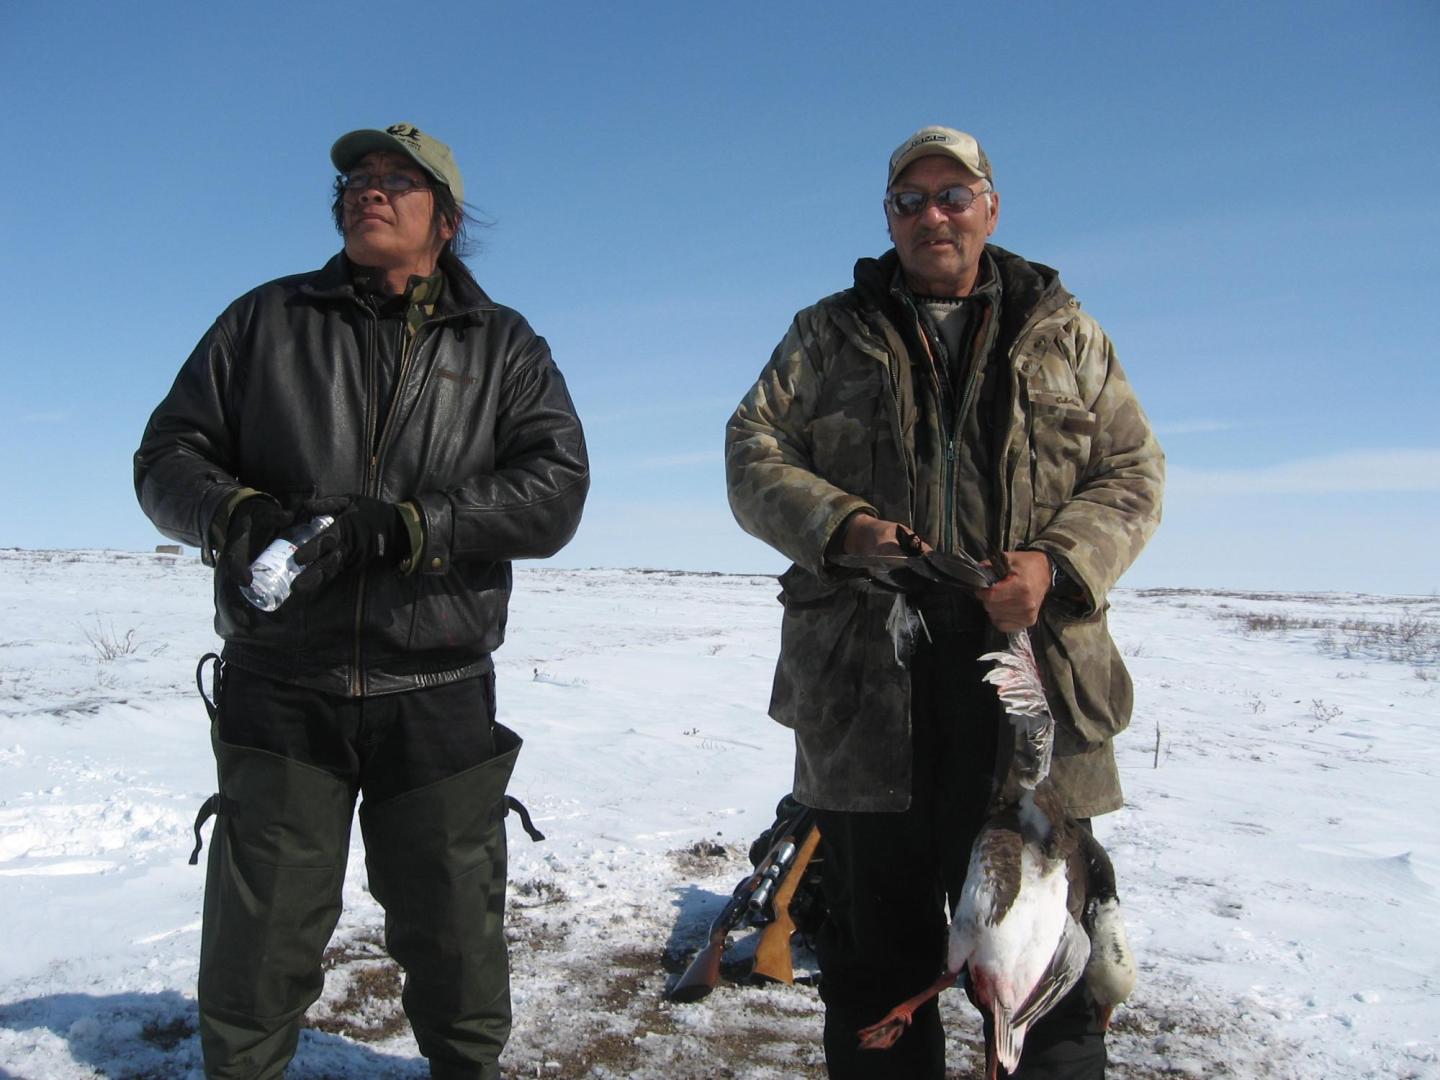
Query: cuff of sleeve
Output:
[[411, 491, 453, 574], [823, 506, 879, 560], [207, 488, 267, 562], [813, 499, 878, 579], [1026, 543, 1094, 614], [396, 501, 425, 574]]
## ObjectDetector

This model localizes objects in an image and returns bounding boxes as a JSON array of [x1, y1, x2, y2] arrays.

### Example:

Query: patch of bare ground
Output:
[[507, 891, 573, 953], [286, 852, 1243, 1078], [294, 915, 1244, 1079], [511, 877, 571, 910], [670, 838, 746, 879], [307, 928, 408, 1042], [507, 943, 830, 1079], [1106, 1003, 1254, 1077]]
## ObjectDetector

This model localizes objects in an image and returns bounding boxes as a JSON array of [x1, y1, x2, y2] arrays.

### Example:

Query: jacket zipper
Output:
[[898, 294, 972, 554], [350, 307, 381, 697], [352, 311, 439, 695]]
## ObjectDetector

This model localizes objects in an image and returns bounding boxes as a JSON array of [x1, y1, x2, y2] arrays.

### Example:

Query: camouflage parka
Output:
[[725, 245, 1163, 817]]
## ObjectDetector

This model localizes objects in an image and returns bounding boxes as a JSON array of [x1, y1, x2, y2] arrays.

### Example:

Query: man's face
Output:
[[886, 155, 999, 297], [341, 151, 453, 272]]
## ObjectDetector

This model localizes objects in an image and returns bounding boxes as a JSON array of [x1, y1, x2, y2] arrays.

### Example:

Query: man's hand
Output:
[[838, 513, 931, 557], [977, 550, 1052, 632], [217, 497, 293, 589], [291, 496, 409, 595]]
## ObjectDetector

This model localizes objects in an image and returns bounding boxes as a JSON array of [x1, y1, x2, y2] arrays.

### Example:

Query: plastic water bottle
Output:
[[240, 515, 335, 612]]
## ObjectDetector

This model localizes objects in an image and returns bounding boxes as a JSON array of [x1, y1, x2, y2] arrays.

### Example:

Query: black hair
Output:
[[330, 173, 489, 259]]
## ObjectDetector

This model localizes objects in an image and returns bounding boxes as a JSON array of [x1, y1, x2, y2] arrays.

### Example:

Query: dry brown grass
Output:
[[309, 929, 409, 1042], [1217, 606, 1440, 666]]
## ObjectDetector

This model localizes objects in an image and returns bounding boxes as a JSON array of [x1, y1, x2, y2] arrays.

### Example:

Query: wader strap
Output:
[[504, 795, 545, 842], [195, 652, 222, 723], [189, 653, 224, 864], [189, 793, 220, 865]]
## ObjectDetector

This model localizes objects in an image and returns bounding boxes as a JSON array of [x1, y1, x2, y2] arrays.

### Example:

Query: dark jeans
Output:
[[218, 665, 497, 799], [814, 629, 1106, 1079]]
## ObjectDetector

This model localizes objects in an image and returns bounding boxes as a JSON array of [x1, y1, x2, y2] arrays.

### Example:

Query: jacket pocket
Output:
[[806, 349, 885, 497], [768, 567, 868, 731], [1027, 389, 1095, 509], [1035, 603, 1132, 748], [371, 559, 506, 669]]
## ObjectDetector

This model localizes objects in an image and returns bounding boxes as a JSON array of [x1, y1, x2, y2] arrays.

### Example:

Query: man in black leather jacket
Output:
[[135, 123, 588, 1079]]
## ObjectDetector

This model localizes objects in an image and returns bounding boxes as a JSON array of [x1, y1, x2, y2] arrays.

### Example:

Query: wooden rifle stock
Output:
[[668, 805, 814, 1003], [751, 823, 821, 984], [669, 919, 730, 1003]]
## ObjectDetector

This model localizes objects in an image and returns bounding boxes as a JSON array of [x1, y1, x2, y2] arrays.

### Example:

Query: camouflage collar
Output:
[[349, 263, 443, 303], [348, 264, 445, 336], [300, 251, 496, 323]]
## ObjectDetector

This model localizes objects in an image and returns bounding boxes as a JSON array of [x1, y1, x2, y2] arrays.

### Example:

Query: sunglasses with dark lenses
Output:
[[885, 184, 988, 218], [339, 172, 429, 194]]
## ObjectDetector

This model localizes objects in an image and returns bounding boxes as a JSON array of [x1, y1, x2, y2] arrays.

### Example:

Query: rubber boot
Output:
[[198, 732, 356, 1079], [359, 723, 523, 1080]]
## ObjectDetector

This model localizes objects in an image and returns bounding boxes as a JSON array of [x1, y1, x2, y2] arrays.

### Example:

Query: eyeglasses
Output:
[[338, 172, 430, 195], [885, 184, 991, 218]]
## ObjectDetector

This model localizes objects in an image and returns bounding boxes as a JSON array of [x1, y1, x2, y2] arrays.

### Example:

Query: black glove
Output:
[[217, 497, 294, 588], [291, 495, 409, 595]]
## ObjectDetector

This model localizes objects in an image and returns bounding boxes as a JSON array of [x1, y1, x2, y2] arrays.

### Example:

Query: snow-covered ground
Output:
[[0, 549, 1436, 1078]]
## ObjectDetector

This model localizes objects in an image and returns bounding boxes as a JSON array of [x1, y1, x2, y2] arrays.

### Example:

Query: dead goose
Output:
[[855, 564, 1134, 1075]]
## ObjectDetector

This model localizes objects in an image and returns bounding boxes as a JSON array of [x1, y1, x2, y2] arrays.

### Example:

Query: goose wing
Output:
[[991, 914, 1090, 1073]]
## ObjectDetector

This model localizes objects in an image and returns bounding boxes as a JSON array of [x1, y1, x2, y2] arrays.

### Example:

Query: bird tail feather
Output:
[[991, 1005, 1024, 1074]]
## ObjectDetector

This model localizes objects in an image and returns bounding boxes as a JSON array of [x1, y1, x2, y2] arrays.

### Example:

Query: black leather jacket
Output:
[[135, 252, 589, 696]]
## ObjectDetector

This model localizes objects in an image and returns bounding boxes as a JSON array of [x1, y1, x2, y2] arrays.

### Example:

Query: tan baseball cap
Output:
[[887, 125, 993, 189], [330, 122, 465, 205]]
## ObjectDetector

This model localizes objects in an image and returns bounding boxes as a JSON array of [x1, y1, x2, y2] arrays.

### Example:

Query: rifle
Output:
[[668, 804, 816, 1003], [751, 822, 822, 984]]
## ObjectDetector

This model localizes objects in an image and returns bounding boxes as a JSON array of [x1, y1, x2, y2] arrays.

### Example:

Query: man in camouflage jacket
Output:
[[726, 126, 1162, 1078]]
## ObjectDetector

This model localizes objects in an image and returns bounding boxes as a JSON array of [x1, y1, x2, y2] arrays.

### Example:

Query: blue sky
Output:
[[2, 1, 1436, 594]]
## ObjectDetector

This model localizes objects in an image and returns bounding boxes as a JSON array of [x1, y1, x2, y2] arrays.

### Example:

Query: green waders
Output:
[[198, 734, 355, 1079], [360, 725, 522, 1080], [191, 658, 530, 1080]]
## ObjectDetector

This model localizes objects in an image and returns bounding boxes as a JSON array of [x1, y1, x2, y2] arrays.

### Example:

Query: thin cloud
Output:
[[21, 411, 71, 425], [1170, 449, 1440, 496]]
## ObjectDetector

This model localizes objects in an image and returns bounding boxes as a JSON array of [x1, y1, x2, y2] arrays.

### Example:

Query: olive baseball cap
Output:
[[330, 122, 465, 204], [887, 125, 993, 188]]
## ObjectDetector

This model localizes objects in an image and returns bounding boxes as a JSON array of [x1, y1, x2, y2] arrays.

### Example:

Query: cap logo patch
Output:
[[386, 123, 423, 146], [906, 132, 954, 151]]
